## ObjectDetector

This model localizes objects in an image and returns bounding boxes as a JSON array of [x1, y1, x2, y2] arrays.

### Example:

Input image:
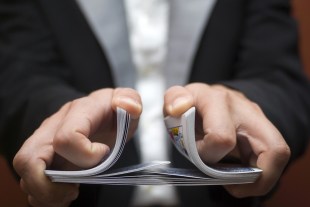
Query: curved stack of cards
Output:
[[45, 107, 262, 186]]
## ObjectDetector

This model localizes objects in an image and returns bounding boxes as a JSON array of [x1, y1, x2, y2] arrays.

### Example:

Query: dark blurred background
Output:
[[1, 0, 309, 206]]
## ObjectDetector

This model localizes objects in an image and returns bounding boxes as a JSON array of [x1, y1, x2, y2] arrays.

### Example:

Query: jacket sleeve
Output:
[[0, 0, 84, 162], [223, 0, 310, 161]]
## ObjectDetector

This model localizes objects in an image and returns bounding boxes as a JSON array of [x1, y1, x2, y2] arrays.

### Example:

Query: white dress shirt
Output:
[[125, 0, 179, 205], [75, 0, 216, 205]]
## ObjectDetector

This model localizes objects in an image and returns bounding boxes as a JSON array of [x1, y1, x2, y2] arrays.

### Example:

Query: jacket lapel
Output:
[[37, 0, 114, 91], [38, 0, 218, 89], [76, 0, 136, 88], [164, 0, 217, 87], [38, 0, 136, 89]]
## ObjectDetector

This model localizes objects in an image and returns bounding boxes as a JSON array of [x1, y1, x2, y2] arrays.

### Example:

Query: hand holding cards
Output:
[[45, 107, 261, 185]]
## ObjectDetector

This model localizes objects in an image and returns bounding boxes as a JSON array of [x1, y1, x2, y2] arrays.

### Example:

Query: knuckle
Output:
[[13, 150, 30, 176], [212, 87, 230, 101], [227, 187, 247, 198], [53, 129, 74, 152], [69, 98, 84, 109], [40, 117, 52, 127], [56, 101, 72, 114], [206, 130, 236, 149], [249, 101, 264, 114], [13, 153, 23, 173], [42, 187, 78, 207], [273, 143, 291, 163]]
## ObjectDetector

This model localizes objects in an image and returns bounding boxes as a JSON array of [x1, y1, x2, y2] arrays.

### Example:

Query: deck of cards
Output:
[[45, 107, 262, 185]]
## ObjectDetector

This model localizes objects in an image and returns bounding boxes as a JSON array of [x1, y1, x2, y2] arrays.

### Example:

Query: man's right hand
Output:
[[13, 88, 142, 207]]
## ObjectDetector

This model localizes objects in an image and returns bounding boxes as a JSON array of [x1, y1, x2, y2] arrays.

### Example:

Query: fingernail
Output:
[[118, 97, 142, 110], [116, 97, 142, 119], [169, 97, 191, 116]]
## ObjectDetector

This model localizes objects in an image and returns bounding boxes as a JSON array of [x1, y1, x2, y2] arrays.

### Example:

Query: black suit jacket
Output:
[[0, 0, 309, 206]]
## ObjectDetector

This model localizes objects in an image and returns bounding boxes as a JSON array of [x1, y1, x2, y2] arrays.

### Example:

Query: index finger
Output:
[[225, 105, 291, 197], [164, 84, 236, 163], [53, 88, 142, 168]]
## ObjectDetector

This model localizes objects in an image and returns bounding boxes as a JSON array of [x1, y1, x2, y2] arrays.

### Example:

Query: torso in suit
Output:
[[0, 0, 309, 206]]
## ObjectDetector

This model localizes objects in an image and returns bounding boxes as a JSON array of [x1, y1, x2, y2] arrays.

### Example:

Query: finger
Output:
[[13, 102, 80, 206], [226, 136, 290, 197], [14, 103, 71, 174], [24, 176, 74, 207], [164, 85, 194, 117], [111, 88, 142, 139], [186, 84, 237, 163], [225, 102, 290, 197], [23, 159, 79, 206], [53, 90, 114, 168], [53, 88, 142, 168], [14, 102, 73, 176], [111, 88, 142, 119]]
